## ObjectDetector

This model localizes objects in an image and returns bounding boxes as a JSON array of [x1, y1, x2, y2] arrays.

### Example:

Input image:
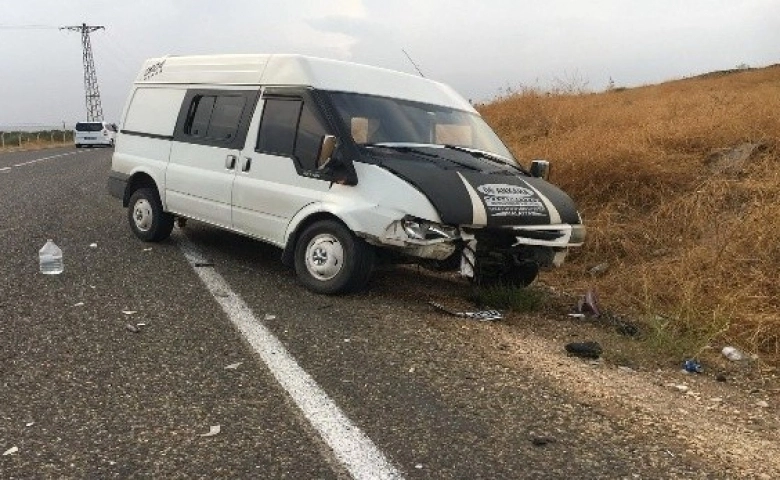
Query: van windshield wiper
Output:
[[439, 144, 521, 171], [363, 143, 482, 171]]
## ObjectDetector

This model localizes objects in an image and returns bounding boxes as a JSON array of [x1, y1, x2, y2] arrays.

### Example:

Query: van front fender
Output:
[[281, 201, 407, 266]]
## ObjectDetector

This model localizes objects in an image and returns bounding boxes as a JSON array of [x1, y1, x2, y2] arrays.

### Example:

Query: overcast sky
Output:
[[1, 0, 778, 128]]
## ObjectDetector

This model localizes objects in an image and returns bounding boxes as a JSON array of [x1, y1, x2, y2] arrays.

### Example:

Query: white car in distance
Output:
[[75, 121, 117, 148]]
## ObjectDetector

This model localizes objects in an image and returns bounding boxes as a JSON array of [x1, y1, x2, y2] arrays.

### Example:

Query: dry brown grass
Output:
[[479, 66, 780, 357]]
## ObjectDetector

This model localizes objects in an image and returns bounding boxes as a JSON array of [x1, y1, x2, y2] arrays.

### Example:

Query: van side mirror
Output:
[[316, 135, 338, 170], [530, 159, 551, 180]]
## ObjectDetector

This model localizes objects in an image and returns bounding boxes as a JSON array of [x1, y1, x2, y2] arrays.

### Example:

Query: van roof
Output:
[[135, 54, 475, 113]]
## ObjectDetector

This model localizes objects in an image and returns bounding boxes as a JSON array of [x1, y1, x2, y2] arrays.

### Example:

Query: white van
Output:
[[75, 121, 117, 147], [108, 54, 585, 294]]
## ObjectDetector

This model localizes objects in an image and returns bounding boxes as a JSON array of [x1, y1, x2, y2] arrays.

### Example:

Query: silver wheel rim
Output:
[[305, 233, 344, 281], [132, 199, 153, 232]]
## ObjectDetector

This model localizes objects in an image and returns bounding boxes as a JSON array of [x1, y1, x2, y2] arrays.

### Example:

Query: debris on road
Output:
[[576, 288, 601, 317], [588, 262, 610, 276], [199, 425, 221, 437], [122, 310, 137, 315], [194, 262, 215, 268], [89, 243, 97, 248], [756, 400, 769, 408], [683, 359, 704, 374], [567, 313, 586, 319], [429, 301, 502, 321], [143, 248, 152, 252], [73, 302, 84, 307], [565, 341, 603, 359], [225, 362, 242, 370], [613, 319, 640, 337], [125, 324, 140, 333], [264, 314, 276, 321], [3, 446, 18, 456], [530, 436, 556, 447], [39, 239, 64, 275], [25, 422, 34, 427], [722, 346, 744, 362]]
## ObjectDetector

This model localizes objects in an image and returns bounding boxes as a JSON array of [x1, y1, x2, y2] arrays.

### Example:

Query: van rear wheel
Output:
[[294, 220, 375, 294], [127, 187, 174, 242]]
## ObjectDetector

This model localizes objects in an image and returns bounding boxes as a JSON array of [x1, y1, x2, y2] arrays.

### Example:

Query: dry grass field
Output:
[[480, 65, 780, 357]]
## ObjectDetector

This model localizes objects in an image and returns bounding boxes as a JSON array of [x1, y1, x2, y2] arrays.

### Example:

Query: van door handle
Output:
[[241, 157, 252, 172], [225, 155, 237, 170]]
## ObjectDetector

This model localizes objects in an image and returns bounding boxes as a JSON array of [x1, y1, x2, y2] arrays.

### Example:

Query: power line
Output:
[[0, 24, 60, 30], [61, 23, 105, 122]]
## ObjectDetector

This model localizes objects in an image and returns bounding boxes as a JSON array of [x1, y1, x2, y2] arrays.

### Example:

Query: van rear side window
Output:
[[76, 122, 103, 132], [184, 95, 246, 141]]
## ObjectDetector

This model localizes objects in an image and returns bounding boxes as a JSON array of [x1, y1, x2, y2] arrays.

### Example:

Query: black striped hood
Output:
[[359, 145, 581, 227]]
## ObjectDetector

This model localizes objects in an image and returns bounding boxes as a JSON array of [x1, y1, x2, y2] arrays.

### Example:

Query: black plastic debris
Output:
[[614, 319, 640, 337], [530, 436, 556, 447], [429, 301, 502, 321], [565, 341, 603, 359]]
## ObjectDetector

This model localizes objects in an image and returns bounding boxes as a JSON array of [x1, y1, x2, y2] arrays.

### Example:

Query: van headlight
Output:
[[402, 217, 458, 241]]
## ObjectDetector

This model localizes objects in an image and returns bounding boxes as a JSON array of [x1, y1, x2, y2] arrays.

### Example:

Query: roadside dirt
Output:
[[385, 268, 780, 479]]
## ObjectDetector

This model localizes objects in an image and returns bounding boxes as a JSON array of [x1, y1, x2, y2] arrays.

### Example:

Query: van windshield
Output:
[[328, 92, 515, 162], [75, 122, 104, 132]]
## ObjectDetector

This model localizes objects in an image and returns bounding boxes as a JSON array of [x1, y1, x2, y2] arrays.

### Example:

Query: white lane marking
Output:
[[177, 235, 404, 480], [11, 151, 81, 168], [0, 167, 10, 172]]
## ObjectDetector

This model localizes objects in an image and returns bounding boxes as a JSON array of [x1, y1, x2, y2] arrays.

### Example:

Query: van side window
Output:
[[256, 99, 302, 157], [185, 95, 215, 137], [184, 94, 246, 141], [294, 102, 329, 171], [256, 98, 329, 171], [207, 96, 246, 140]]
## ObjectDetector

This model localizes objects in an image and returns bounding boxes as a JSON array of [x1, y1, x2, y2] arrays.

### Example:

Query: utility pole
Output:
[[60, 23, 105, 121]]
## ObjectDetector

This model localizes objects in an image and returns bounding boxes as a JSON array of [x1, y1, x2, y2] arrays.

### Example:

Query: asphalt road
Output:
[[0, 147, 716, 478]]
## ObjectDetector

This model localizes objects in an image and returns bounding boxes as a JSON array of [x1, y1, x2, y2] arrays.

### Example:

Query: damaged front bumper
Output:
[[361, 216, 586, 276], [362, 216, 460, 260], [461, 223, 586, 280]]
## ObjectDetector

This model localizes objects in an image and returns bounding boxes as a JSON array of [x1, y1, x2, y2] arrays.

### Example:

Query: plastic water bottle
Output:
[[39, 239, 64, 275]]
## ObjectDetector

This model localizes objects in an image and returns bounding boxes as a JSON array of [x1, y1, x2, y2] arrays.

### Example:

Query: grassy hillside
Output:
[[480, 66, 780, 356]]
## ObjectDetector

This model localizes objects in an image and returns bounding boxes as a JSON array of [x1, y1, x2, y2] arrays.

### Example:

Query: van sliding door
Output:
[[166, 89, 257, 228]]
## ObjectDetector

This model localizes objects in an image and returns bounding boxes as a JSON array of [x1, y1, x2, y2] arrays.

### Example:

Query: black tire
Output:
[[127, 187, 174, 242], [509, 262, 539, 287], [75, 144, 82, 148], [472, 259, 538, 288], [294, 220, 375, 294]]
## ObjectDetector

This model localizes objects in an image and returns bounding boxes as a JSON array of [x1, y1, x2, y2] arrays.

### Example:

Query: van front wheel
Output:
[[294, 220, 375, 294], [127, 187, 174, 242]]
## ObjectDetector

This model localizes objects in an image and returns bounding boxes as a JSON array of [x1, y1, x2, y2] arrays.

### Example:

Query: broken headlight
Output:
[[401, 217, 458, 241]]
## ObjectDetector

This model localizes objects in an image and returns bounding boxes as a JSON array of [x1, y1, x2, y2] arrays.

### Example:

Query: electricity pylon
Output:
[[60, 23, 105, 121]]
